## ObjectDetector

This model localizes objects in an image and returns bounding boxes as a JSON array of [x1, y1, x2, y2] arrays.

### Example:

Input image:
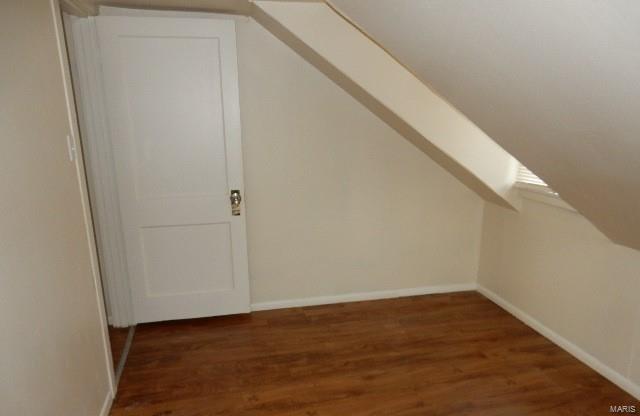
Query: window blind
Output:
[[516, 164, 548, 187]]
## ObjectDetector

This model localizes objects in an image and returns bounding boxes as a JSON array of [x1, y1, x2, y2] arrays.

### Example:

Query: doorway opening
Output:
[[61, 8, 251, 380]]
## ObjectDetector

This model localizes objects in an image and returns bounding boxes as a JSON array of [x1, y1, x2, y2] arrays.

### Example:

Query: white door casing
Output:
[[66, 16, 135, 328], [96, 16, 250, 323]]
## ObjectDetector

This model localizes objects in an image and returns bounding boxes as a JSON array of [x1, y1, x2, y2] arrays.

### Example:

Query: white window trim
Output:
[[515, 181, 557, 196], [515, 183, 577, 213], [514, 163, 577, 212]]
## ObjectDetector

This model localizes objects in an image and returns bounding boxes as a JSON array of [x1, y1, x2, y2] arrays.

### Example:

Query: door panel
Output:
[[141, 223, 234, 296], [96, 16, 250, 323], [122, 36, 228, 200]]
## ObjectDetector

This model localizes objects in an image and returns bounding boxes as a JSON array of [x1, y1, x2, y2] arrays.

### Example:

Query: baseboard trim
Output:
[[99, 390, 113, 416], [251, 283, 477, 311], [477, 285, 640, 400]]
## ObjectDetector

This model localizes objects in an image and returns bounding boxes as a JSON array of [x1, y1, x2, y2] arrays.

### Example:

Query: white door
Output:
[[96, 16, 250, 323]]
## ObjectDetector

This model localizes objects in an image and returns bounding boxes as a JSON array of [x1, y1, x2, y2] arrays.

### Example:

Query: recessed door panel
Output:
[[141, 223, 234, 296], [120, 36, 228, 200]]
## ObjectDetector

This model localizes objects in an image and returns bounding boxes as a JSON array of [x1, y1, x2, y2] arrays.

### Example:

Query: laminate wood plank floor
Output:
[[110, 292, 638, 415]]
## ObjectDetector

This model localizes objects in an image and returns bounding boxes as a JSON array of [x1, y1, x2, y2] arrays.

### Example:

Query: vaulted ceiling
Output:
[[329, 0, 640, 250]]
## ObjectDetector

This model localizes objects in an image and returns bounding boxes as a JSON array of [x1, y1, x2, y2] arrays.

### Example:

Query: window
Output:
[[516, 164, 547, 187], [515, 163, 557, 195]]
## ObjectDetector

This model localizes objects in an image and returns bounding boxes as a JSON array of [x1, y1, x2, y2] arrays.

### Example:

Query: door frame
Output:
[[66, 15, 135, 327], [53, 0, 117, 399]]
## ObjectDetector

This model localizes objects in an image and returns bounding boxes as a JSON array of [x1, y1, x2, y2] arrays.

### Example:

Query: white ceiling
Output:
[[329, 0, 640, 250]]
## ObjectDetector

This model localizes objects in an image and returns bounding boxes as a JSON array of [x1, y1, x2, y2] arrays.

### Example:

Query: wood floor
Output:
[[111, 292, 638, 415]]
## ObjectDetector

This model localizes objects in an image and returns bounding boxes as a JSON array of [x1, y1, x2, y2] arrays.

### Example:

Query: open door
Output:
[[96, 16, 250, 323]]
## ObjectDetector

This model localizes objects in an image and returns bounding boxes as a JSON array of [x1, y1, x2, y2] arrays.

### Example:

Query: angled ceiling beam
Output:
[[252, 1, 521, 210], [326, 0, 640, 250]]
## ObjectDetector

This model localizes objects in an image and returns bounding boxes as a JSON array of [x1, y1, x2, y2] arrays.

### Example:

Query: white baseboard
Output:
[[99, 390, 113, 416], [477, 285, 640, 400], [250, 283, 477, 311]]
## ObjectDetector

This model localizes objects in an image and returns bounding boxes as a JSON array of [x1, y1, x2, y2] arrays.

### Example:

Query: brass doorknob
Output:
[[230, 190, 242, 216]]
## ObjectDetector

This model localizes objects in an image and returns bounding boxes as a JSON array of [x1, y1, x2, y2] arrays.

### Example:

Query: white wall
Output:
[[0, 1, 112, 415], [237, 19, 484, 302], [478, 195, 640, 394]]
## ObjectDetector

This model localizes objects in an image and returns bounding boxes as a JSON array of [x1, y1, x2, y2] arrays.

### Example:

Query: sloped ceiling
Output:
[[329, 0, 640, 251]]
